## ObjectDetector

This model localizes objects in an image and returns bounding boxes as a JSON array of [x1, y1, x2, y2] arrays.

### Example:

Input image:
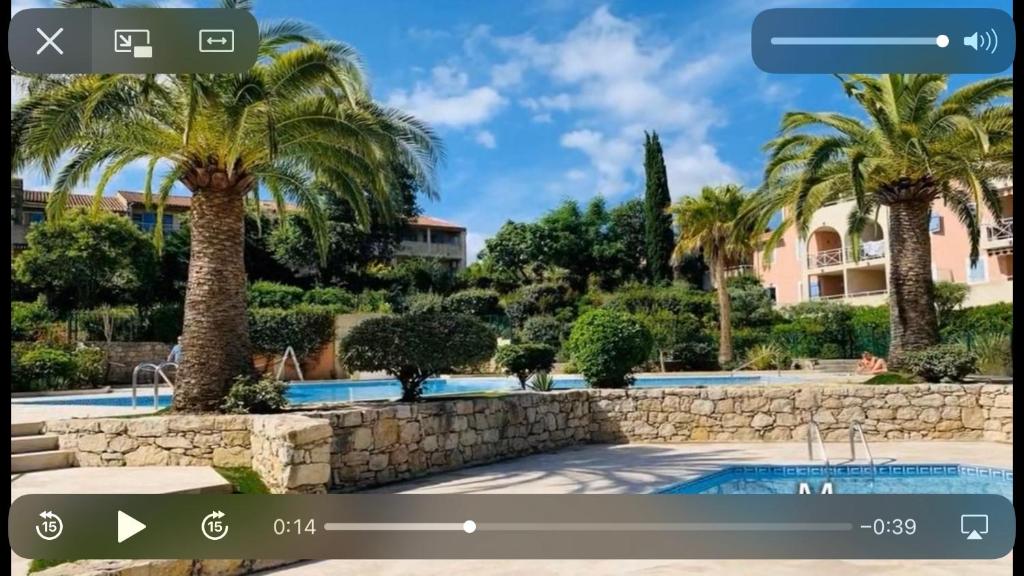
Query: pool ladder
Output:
[[806, 415, 831, 466], [849, 420, 876, 470], [131, 362, 177, 409]]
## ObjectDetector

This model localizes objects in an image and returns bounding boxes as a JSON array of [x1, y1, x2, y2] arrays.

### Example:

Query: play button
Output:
[[117, 510, 146, 543]]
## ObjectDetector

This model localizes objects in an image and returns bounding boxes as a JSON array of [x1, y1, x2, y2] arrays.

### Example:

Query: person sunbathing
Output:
[[856, 352, 888, 375]]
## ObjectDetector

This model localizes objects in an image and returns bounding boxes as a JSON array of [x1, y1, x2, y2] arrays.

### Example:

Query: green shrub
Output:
[[901, 344, 978, 382], [850, 305, 889, 357], [725, 275, 779, 328], [865, 372, 920, 385], [443, 289, 502, 317], [934, 281, 969, 321], [941, 303, 1013, 341], [770, 319, 825, 358], [249, 306, 335, 359], [341, 312, 498, 401], [494, 343, 556, 389], [965, 332, 1012, 376], [303, 287, 356, 311], [406, 292, 445, 314], [743, 343, 790, 371], [355, 289, 391, 313], [221, 376, 288, 414], [779, 301, 855, 357], [16, 347, 77, 391], [530, 371, 556, 392], [730, 326, 772, 359], [72, 346, 107, 388], [519, 315, 565, 350], [505, 282, 574, 327], [248, 281, 305, 309], [11, 300, 54, 341], [566, 309, 652, 388]]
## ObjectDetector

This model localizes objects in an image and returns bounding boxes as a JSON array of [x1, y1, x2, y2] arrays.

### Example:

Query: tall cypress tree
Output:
[[643, 131, 674, 284]]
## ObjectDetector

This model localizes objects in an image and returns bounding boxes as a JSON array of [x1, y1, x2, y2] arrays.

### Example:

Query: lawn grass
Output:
[[29, 558, 76, 573], [215, 467, 270, 494]]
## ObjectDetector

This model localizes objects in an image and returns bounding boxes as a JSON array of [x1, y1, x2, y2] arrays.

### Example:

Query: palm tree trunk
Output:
[[715, 259, 733, 366], [173, 185, 255, 412], [886, 199, 940, 366]]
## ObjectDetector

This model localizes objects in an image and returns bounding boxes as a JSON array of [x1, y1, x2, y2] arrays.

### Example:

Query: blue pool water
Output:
[[659, 465, 1013, 500], [15, 374, 763, 407]]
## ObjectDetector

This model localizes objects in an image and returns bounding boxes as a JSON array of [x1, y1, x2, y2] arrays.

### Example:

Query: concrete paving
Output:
[[270, 441, 1013, 576]]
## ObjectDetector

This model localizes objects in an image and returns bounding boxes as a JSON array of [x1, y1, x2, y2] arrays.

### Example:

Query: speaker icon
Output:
[[963, 28, 999, 54]]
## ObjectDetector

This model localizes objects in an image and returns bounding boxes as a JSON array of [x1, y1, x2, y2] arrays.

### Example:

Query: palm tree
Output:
[[669, 184, 752, 366], [751, 74, 1012, 364], [11, 1, 442, 412]]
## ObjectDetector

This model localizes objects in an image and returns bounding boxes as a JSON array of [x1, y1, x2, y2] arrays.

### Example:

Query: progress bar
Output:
[[324, 521, 854, 532], [770, 36, 947, 47]]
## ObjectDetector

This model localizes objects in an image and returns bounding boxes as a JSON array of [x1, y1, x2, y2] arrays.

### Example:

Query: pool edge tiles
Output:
[[657, 464, 1015, 496]]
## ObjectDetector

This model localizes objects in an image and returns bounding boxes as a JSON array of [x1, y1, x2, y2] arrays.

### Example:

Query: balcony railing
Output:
[[724, 264, 754, 277], [984, 217, 1013, 243], [849, 240, 886, 262], [811, 289, 888, 302], [807, 248, 843, 268]]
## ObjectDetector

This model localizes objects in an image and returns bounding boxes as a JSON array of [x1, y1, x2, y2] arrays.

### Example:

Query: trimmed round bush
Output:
[[494, 343, 556, 389], [248, 281, 305, 309], [519, 315, 565, 351], [341, 312, 498, 401], [901, 344, 978, 382], [566, 309, 653, 388], [442, 289, 502, 317], [406, 292, 445, 314], [249, 305, 335, 359]]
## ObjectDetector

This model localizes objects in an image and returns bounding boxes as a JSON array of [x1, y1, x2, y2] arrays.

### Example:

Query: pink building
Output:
[[753, 180, 1013, 307]]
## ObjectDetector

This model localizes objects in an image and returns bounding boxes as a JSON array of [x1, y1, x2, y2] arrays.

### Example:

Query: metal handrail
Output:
[[131, 362, 176, 409], [807, 415, 830, 466], [849, 420, 875, 468], [275, 346, 305, 381]]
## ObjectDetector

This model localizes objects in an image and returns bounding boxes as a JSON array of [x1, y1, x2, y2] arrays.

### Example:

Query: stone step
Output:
[[11, 434, 59, 454], [11, 450, 74, 473], [11, 421, 45, 438]]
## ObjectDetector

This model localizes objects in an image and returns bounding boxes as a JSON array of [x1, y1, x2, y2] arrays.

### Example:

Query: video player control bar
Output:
[[8, 494, 1015, 560], [9, 8, 258, 73]]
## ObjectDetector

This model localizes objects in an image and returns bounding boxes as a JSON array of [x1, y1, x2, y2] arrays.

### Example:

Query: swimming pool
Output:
[[659, 464, 1013, 500], [14, 374, 764, 407]]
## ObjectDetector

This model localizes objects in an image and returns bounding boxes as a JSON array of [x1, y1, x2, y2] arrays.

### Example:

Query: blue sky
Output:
[[11, 0, 1013, 260]]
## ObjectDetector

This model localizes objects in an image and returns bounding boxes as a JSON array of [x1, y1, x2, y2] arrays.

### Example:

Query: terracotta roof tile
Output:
[[408, 215, 465, 231], [21, 190, 127, 212]]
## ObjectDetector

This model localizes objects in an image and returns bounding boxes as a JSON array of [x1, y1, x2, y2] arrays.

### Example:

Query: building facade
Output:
[[753, 180, 1013, 308], [11, 180, 468, 270], [394, 216, 468, 271]]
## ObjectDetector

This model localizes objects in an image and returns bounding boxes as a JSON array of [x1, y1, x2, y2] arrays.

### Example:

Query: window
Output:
[[809, 278, 821, 298], [929, 213, 942, 233], [766, 285, 777, 302], [132, 212, 174, 232], [27, 211, 45, 225], [966, 258, 988, 284]]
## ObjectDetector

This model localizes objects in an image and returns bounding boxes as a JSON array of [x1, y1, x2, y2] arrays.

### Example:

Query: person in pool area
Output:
[[856, 351, 887, 374], [167, 337, 183, 364]]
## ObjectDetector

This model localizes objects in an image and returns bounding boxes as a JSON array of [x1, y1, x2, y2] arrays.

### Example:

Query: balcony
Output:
[[982, 217, 1013, 251], [396, 240, 464, 261], [806, 248, 844, 269], [811, 289, 889, 305], [807, 240, 886, 269], [724, 264, 754, 277]]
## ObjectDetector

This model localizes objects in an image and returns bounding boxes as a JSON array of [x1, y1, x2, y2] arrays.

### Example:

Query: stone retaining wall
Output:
[[304, 390, 592, 491], [588, 384, 1013, 444], [46, 383, 1011, 494]]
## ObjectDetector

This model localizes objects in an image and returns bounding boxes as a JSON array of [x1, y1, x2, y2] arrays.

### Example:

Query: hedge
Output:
[[12, 344, 107, 392], [249, 305, 336, 359], [303, 287, 356, 311], [248, 281, 305, 309]]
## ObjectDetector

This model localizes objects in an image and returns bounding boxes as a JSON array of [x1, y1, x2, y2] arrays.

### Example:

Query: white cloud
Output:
[[531, 113, 553, 124], [386, 66, 505, 129], [474, 130, 497, 149], [465, 232, 488, 263], [490, 61, 525, 88], [490, 6, 739, 198]]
